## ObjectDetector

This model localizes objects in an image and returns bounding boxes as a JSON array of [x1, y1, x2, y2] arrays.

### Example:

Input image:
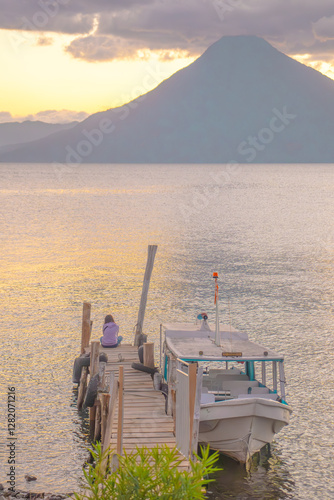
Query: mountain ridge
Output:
[[2, 35, 334, 163], [0, 120, 79, 150]]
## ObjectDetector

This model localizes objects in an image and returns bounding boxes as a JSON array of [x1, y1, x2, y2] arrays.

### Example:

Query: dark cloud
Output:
[[0, 0, 153, 33], [65, 35, 141, 62], [1, 0, 334, 63], [0, 0, 93, 34], [313, 15, 334, 41]]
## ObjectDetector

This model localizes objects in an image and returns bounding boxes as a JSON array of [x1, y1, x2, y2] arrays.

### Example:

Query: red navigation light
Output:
[[213, 272, 218, 279]]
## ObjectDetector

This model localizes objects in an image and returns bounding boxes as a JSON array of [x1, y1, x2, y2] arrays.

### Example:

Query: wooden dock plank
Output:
[[85, 343, 190, 471]]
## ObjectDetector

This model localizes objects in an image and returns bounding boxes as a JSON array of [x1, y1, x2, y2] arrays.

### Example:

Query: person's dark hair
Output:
[[104, 314, 114, 324]]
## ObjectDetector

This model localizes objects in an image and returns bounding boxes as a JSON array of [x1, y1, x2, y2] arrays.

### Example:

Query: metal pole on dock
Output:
[[134, 245, 158, 346]]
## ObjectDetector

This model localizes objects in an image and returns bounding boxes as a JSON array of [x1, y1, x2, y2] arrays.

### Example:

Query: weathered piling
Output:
[[134, 245, 158, 346], [77, 366, 88, 410], [89, 341, 100, 438], [94, 362, 107, 441], [101, 393, 110, 443], [77, 303, 93, 410], [81, 302, 92, 354], [143, 342, 155, 368]]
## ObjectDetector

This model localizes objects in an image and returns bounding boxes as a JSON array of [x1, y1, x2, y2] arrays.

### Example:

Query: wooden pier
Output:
[[74, 246, 199, 473], [78, 341, 190, 471]]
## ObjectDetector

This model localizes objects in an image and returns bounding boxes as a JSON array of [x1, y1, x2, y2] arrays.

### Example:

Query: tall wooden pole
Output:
[[134, 245, 158, 346], [81, 302, 92, 354]]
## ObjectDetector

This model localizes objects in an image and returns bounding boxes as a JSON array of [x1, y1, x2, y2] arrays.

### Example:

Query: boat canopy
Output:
[[163, 322, 283, 362]]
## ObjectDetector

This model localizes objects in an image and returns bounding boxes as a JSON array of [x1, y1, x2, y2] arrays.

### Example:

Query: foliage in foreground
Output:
[[75, 442, 221, 500]]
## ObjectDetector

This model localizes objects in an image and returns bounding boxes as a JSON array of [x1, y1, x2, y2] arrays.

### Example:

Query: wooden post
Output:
[[101, 373, 119, 474], [134, 245, 158, 346], [143, 342, 155, 368], [94, 361, 107, 441], [89, 341, 100, 438], [101, 393, 111, 444], [90, 341, 100, 377], [98, 362, 106, 391], [188, 363, 197, 455], [191, 367, 203, 459], [171, 389, 176, 435], [167, 357, 176, 416], [89, 408, 97, 440], [81, 302, 92, 354], [116, 366, 124, 456], [94, 402, 102, 441], [77, 366, 88, 410]]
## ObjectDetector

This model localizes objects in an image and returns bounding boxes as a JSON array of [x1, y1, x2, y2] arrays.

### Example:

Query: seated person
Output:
[[100, 314, 123, 348]]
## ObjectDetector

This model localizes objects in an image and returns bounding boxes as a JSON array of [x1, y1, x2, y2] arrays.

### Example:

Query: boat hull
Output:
[[199, 397, 291, 463]]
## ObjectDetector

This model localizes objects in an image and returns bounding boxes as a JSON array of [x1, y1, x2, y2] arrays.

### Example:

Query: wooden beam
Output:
[[101, 393, 110, 444], [134, 245, 158, 346], [143, 342, 155, 368], [171, 389, 176, 435], [89, 341, 100, 438], [188, 363, 197, 457], [77, 366, 88, 411], [90, 341, 100, 377], [98, 362, 106, 391], [81, 302, 91, 354], [117, 366, 124, 456], [191, 367, 203, 459], [94, 401, 102, 442], [89, 405, 97, 441], [101, 373, 119, 474]]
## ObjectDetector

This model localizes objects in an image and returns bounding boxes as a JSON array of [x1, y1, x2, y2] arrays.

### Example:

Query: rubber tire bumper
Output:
[[131, 362, 158, 377], [72, 353, 108, 384], [83, 373, 99, 409]]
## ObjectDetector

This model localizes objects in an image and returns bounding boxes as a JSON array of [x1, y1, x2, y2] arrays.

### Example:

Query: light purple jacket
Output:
[[101, 321, 119, 346]]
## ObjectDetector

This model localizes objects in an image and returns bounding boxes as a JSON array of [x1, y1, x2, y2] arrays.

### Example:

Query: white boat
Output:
[[161, 275, 292, 463]]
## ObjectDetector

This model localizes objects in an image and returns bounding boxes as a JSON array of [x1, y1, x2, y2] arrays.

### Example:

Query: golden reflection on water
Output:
[[0, 163, 333, 497]]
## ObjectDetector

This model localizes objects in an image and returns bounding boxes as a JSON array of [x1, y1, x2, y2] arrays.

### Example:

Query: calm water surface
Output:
[[0, 163, 333, 498]]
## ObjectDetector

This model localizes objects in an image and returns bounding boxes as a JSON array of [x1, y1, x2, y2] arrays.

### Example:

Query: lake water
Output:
[[0, 163, 333, 499]]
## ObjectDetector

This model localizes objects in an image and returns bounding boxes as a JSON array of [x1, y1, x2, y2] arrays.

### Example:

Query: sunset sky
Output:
[[1, 0, 334, 123]]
